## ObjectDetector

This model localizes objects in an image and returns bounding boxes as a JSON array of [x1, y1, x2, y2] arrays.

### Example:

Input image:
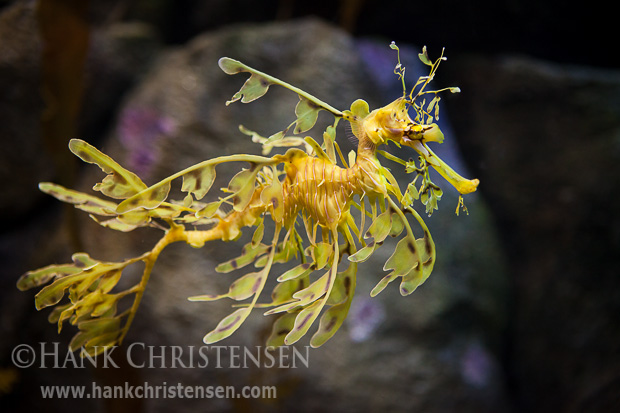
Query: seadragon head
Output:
[[342, 43, 479, 200]]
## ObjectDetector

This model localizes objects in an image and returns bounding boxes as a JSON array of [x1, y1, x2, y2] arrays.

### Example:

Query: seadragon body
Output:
[[18, 44, 479, 355]]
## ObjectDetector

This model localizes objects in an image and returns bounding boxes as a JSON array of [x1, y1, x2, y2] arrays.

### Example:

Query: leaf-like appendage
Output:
[[116, 153, 275, 214], [310, 302, 348, 347], [219, 58, 273, 104], [309, 242, 333, 270], [199, 226, 282, 344], [384, 237, 421, 277], [364, 210, 392, 243], [389, 211, 405, 237], [260, 176, 284, 223], [294, 97, 321, 134], [231, 74, 270, 104], [203, 308, 251, 344], [309, 261, 357, 347], [35, 273, 92, 310], [34, 261, 126, 310], [266, 312, 297, 348], [420, 181, 443, 215], [399, 238, 434, 295], [323, 124, 337, 164], [228, 168, 259, 212], [69, 139, 147, 199], [39, 182, 186, 232], [227, 272, 264, 301], [370, 273, 399, 297], [17, 263, 83, 291], [69, 317, 122, 354], [251, 220, 265, 247], [263, 277, 308, 310], [20, 249, 149, 355], [283, 231, 339, 345], [215, 243, 269, 273], [277, 263, 312, 282], [418, 45, 433, 66], [402, 181, 420, 207], [291, 270, 331, 302], [326, 263, 355, 306], [348, 242, 378, 263], [284, 300, 322, 345], [190, 271, 264, 302], [239, 125, 312, 155], [196, 200, 222, 219], [90, 215, 143, 232], [115, 182, 171, 213], [219, 57, 343, 117], [39, 182, 118, 216]]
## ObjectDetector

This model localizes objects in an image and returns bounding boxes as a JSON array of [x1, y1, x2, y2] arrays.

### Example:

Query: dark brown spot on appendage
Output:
[[74, 260, 86, 268], [259, 78, 269, 87], [231, 259, 238, 269], [276, 329, 288, 336], [271, 197, 279, 208], [188, 169, 202, 190], [367, 241, 375, 248], [298, 313, 314, 329], [148, 189, 160, 200], [408, 242, 416, 254], [423, 257, 433, 266], [251, 278, 262, 293], [344, 276, 351, 295], [76, 150, 94, 163], [401, 287, 409, 295], [325, 316, 337, 332], [425, 239, 432, 255], [114, 174, 128, 185], [302, 263, 311, 270], [218, 315, 241, 332], [307, 100, 319, 109]]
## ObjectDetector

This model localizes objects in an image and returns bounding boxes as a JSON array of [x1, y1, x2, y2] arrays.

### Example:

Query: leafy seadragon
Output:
[[18, 43, 479, 355]]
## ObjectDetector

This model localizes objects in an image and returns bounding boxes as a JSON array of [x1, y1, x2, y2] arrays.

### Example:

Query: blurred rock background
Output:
[[0, 0, 616, 412]]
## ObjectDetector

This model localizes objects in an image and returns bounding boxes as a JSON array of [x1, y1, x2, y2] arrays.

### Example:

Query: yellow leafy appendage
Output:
[[18, 43, 479, 355]]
